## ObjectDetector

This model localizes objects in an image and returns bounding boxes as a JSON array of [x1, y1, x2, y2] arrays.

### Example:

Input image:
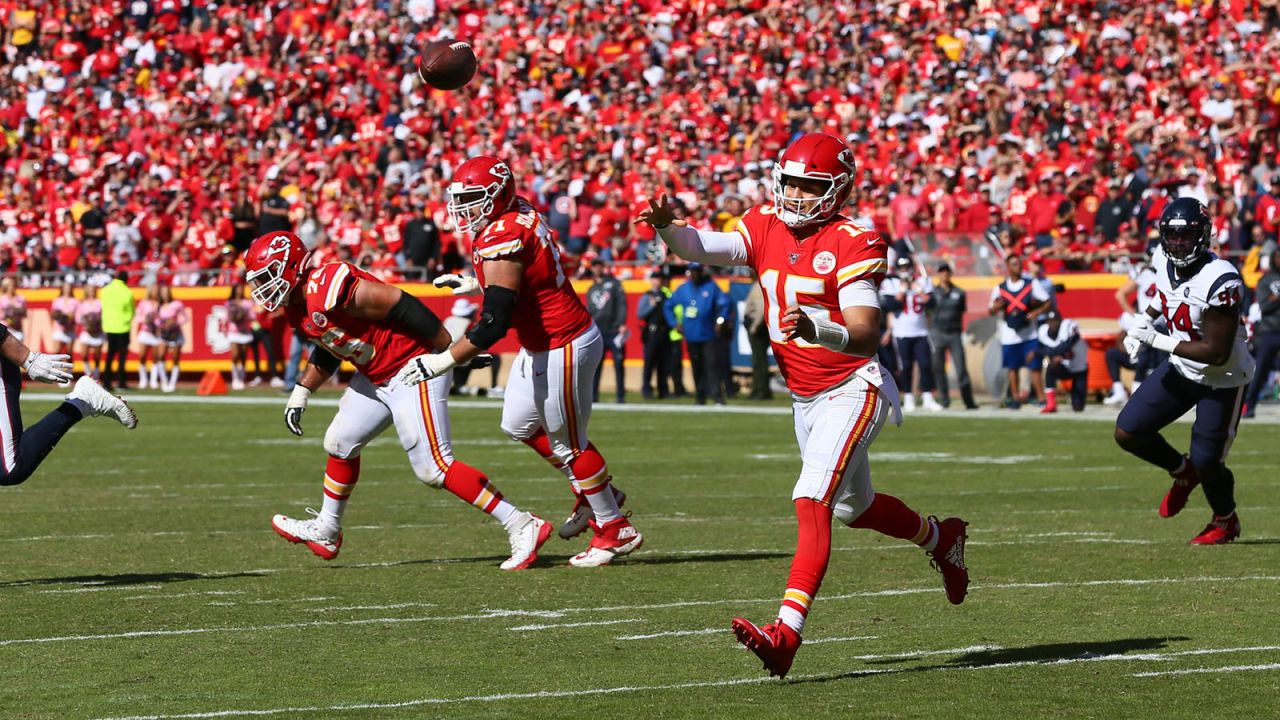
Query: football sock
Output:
[[850, 494, 939, 551], [569, 443, 622, 524], [150, 363, 162, 388], [1117, 430, 1183, 473], [1198, 463, 1237, 518], [317, 455, 360, 532], [521, 427, 574, 480], [443, 461, 519, 527], [138, 366, 147, 388], [168, 365, 180, 390], [778, 499, 832, 635]]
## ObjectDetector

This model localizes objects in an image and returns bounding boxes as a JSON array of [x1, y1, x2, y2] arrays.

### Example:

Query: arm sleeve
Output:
[[656, 224, 749, 266], [636, 294, 653, 321], [663, 289, 679, 327], [838, 279, 880, 309]]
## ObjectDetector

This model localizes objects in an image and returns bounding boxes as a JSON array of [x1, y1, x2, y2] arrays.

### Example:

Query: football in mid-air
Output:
[[418, 39, 477, 91]]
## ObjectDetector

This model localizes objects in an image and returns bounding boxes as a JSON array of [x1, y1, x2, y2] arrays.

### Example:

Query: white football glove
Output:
[[432, 274, 482, 296], [285, 385, 311, 436], [1123, 335, 1144, 365], [1126, 315, 1158, 347], [396, 352, 458, 386], [22, 351, 73, 384]]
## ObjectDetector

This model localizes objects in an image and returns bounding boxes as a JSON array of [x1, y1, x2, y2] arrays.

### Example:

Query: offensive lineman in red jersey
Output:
[[638, 132, 970, 678], [396, 157, 642, 567], [242, 231, 552, 571]]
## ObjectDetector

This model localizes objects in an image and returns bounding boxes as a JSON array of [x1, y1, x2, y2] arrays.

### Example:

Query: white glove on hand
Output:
[[396, 352, 458, 386], [1123, 335, 1144, 365], [285, 385, 311, 436], [433, 274, 482, 297], [22, 351, 73, 384], [1126, 315, 1158, 347]]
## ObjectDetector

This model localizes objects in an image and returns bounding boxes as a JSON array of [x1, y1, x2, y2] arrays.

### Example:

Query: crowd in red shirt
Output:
[[2, 0, 1279, 285]]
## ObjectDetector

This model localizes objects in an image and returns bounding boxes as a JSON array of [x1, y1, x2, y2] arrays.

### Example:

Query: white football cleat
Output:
[[922, 392, 943, 412], [501, 513, 552, 571], [271, 512, 342, 560], [66, 376, 137, 429], [1103, 387, 1129, 406], [902, 393, 917, 412]]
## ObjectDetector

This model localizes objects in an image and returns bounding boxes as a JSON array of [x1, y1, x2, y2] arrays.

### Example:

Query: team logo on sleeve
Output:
[[312, 312, 329, 328], [813, 251, 836, 275]]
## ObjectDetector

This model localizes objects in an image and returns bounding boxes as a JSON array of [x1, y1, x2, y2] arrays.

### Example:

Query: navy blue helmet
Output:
[[1158, 197, 1211, 268]]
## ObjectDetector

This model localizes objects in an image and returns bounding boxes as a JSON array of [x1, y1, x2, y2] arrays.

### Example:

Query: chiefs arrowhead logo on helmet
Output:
[[244, 231, 310, 311], [448, 156, 517, 235], [771, 132, 857, 228]]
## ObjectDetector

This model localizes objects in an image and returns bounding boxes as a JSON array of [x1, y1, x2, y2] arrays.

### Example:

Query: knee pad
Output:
[[323, 426, 365, 460], [412, 460, 447, 488], [833, 489, 875, 526]]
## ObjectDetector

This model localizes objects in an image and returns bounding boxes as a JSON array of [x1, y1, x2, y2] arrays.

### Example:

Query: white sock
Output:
[[150, 363, 161, 388], [1112, 381, 1125, 394], [138, 366, 147, 388], [168, 365, 180, 389], [497, 505, 525, 530]]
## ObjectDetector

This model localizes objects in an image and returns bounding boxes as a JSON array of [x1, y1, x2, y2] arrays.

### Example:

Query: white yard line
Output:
[[511, 619, 642, 632], [90, 643, 1280, 720], [804, 635, 880, 645], [1133, 663, 1280, 677], [615, 628, 723, 641], [40, 585, 163, 594], [24, 391, 1280, 424]]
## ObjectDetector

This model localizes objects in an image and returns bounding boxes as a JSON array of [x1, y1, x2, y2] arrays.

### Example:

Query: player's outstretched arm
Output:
[[636, 193, 748, 266], [0, 329, 72, 384], [396, 259, 517, 385]]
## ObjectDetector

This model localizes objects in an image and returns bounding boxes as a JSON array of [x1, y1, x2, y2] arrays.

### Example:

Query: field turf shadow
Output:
[[0, 570, 271, 589]]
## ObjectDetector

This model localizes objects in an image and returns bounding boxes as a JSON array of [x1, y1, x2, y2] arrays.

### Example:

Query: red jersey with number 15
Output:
[[285, 262, 432, 384], [471, 197, 593, 352], [735, 204, 889, 397]]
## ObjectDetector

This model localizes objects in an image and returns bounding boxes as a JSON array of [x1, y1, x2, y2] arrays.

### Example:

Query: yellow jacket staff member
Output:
[[100, 271, 136, 392]]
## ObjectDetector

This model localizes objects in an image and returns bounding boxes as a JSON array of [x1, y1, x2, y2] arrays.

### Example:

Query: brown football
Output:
[[418, 39, 477, 91]]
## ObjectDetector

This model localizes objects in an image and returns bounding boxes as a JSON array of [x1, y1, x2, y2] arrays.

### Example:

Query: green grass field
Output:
[[2, 393, 1278, 719]]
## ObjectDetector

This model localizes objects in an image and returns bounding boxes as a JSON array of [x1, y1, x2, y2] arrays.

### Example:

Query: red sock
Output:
[[569, 443, 621, 523], [522, 428, 573, 480], [849, 494, 938, 550], [777, 499, 832, 635], [317, 455, 360, 529], [443, 461, 518, 526]]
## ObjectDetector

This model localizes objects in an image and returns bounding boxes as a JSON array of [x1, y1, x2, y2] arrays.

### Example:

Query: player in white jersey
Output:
[[879, 256, 941, 411], [1115, 198, 1254, 544], [1105, 251, 1163, 405], [1036, 311, 1087, 413]]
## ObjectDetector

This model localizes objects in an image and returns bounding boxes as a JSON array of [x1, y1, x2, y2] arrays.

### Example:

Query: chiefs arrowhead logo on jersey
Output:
[[312, 312, 329, 328], [813, 251, 836, 275]]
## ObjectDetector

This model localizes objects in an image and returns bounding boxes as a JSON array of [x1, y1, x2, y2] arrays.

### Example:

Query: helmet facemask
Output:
[[448, 187, 497, 235], [246, 260, 291, 311], [1161, 220, 1208, 268], [771, 164, 845, 227]]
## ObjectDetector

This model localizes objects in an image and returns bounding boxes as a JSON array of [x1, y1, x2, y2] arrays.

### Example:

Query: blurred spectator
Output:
[[49, 282, 78, 358], [100, 270, 135, 392], [76, 284, 105, 381], [989, 254, 1051, 410], [929, 263, 977, 410], [0, 277, 28, 342], [587, 258, 627, 404], [157, 285, 187, 393], [637, 268, 674, 400], [1245, 249, 1280, 418], [1037, 310, 1088, 414], [741, 276, 772, 401], [881, 256, 940, 412], [666, 263, 729, 406], [225, 283, 255, 391], [402, 204, 442, 274]]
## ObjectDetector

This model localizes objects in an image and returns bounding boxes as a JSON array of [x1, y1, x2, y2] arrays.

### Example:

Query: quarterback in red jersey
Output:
[[242, 231, 550, 570], [638, 132, 970, 678], [398, 156, 642, 568]]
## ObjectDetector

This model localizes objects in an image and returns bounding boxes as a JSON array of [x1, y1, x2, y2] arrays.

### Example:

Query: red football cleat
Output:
[[1189, 514, 1241, 545], [928, 516, 970, 605], [731, 618, 802, 679], [1161, 455, 1200, 518], [567, 515, 643, 567]]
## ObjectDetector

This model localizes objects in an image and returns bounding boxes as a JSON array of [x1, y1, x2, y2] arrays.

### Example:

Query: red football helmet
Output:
[[243, 231, 310, 311], [770, 132, 856, 227], [447, 156, 516, 235]]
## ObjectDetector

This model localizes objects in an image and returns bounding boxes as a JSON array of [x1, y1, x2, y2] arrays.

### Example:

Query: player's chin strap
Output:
[[811, 316, 849, 353]]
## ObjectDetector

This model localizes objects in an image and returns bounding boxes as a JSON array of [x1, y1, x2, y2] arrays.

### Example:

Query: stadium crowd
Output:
[[0, 0, 1279, 289]]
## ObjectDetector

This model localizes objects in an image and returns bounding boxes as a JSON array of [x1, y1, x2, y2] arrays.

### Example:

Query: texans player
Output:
[[398, 157, 641, 568], [243, 231, 551, 570], [637, 132, 968, 678], [1115, 198, 1254, 544], [0, 329, 136, 488]]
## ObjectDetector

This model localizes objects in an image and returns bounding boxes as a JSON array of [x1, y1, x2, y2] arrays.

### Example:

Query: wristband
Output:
[[20, 351, 33, 372], [288, 384, 313, 408], [812, 317, 849, 353], [1150, 333, 1179, 354]]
